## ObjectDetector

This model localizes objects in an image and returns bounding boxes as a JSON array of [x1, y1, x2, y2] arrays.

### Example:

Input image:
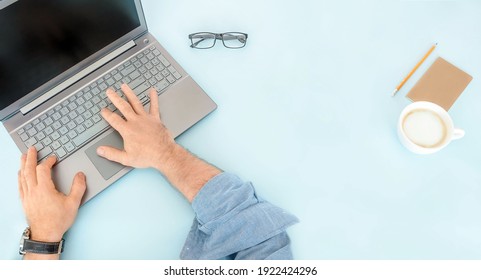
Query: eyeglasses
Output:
[[189, 32, 248, 49]]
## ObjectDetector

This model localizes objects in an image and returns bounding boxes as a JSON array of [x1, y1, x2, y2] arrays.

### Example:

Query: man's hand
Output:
[[18, 147, 86, 259], [96, 84, 177, 170], [98, 84, 221, 202]]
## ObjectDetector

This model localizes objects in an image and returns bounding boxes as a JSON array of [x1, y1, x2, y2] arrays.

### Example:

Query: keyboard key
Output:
[[82, 111, 93, 120], [44, 117, 54, 126], [60, 107, 69, 116], [155, 74, 164, 81], [153, 49, 161, 56], [99, 83, 108, 91], [59, 135, 69, 145], [139, 66, 147, 74], [59, 127, 68, 135], [68, 111, 78, 119], [52, 112, 61, 121], [42, 137, 53, 147], [47, 109, 55, 116], [51, 141, 61, 150], [38, 146, 53, 160], [149, 78, 157, 86], [130, 76, 146, 89], [147, 53, 155, 60], [122, 77, 131, 84], [91, 106, 101, 114], [84, 101, 93, 109], [137, 53, 144, 59], [69, 95, 77, 102], [68, 130, 78, 139], [98, 100, 108, 109], [154, 80, 170, 93], [129, 70, 141, 80], [19, 133, 29, 141], [52, 121, 62, 130], [145, 62, 153, 70], [84, 92, 93, 100], [55, 147, 67, 158], [75, 116, 85, 124], [24, 137, 37, 147], [27, 127, 37, 137], [75, 125, 86, 134], [67, 121, 76, 130], [65, 142, 75, 153], [106, 78, 115, 86], [156, 65, 165, 72], [161, 70, 170, 77], [51, 132, 61, 140], [168, 66, 182, 79], [166, 75, 176, 84], [61, 100, 69, 107], [134, 61, 142, 68], [76, 97, 85, 106], [72, 119, 110, 147], [151, 58, 160, 66], [92, 87, 101, 95], [60, 116, 70, 125], [92, 96, 101, 104], [44, 127, 54, 136], [159, 55, 171, 67], [32, 119, 40, 125], [36, 132, 46, 141], [68, 102, 78, 111], [114, 73, 123, 81], [149, 45, 156, 51], [39, 114, 48, 121], [18, 128, 25, 135], [121, 65, 135, 76], [134, 82, 151, 96], [76, 106, 86, 114], [84, 120, 94, 128], [92, 115, 102, 123], [34, 142, 44, 151]]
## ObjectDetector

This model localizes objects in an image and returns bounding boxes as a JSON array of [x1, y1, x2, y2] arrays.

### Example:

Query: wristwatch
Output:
[[19, 227, 64, 255]]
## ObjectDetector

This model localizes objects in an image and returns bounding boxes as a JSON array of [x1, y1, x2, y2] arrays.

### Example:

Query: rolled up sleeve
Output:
[[180, 172, 299, 260]]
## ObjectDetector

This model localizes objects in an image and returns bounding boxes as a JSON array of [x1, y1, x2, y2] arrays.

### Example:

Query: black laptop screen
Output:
[[0, 0, 141, 111]]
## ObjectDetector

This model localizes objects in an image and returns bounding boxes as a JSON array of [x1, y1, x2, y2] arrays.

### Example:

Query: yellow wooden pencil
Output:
[[392, 43, 437, 97]]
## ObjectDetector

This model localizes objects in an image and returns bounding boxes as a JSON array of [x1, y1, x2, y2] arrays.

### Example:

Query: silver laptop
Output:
[[0, 0, 217, 204]]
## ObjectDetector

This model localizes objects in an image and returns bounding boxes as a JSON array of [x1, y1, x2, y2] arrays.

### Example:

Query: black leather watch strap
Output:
[[23, 239, 64, 254]]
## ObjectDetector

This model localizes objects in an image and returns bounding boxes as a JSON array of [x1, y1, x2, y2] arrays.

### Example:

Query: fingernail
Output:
[[78, 172, 86, 180], [97, 147, 105, 156]]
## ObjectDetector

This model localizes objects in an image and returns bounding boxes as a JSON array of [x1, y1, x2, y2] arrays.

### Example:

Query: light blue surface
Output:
[[1, 0, 481, 259]]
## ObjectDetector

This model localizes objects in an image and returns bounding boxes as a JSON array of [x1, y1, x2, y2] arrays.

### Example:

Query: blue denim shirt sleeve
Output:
[[180, 172, 299, 260]]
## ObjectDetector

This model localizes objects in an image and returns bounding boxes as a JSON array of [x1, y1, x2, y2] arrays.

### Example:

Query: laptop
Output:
[[0, 0, 217, 204]]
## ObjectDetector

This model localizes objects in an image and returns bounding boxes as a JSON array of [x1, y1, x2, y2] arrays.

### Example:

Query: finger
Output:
[[106, 88, 136, 120], [148, 88, 160, 118], [96, 146, 128, 165], [121, 84, 145, 115], [24, 147, 38, 187], [68, 172, 87, 208], [20, 154, 28, 194], [101, 109, 126, 133], [36, 156, 57, 185], [18, 171, 24, 201]]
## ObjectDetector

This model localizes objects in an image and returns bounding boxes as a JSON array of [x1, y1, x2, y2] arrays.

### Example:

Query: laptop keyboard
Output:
[[15, 45, 182, 163]]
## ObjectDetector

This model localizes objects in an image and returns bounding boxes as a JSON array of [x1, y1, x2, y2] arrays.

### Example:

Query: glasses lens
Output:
[[222, 33, 247, 48], [190, 33, 216, 49]]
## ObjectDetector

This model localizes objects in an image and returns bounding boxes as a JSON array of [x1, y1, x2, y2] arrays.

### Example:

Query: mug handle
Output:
[[452, 128, 465, 140]]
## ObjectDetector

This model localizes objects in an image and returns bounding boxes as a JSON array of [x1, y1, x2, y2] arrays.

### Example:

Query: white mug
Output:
[[398, 101, 465, 154]]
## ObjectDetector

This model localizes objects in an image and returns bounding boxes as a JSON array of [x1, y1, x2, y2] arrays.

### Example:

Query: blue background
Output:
[[1, 0, 481, 259]]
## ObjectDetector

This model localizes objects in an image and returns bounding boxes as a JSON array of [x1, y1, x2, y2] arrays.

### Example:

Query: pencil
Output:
[[391, 43, 437, 97]]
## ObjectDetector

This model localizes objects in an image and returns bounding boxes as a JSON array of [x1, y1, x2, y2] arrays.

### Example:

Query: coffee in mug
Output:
[[398, 102, 464, 154]]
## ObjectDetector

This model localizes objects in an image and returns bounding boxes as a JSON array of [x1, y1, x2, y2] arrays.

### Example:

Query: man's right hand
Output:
[[96, 84, 177, 171]]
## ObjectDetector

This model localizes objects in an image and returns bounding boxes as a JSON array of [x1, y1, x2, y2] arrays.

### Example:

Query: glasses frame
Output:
[[189, 32, 249, 49]]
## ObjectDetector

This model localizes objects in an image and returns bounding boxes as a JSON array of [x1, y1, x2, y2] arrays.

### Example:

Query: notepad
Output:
[[406, 57, 473, 111]]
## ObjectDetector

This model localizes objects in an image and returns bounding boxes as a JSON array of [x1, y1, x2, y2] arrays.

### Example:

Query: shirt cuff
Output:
[[182, 172, 298, 259]]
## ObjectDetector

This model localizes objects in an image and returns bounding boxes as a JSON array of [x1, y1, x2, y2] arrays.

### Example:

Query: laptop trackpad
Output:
[[85, 131, 125, 180]]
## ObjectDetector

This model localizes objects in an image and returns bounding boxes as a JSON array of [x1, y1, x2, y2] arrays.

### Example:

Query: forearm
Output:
[[154, 143, 221, 202], [23, 253, 60, 260]]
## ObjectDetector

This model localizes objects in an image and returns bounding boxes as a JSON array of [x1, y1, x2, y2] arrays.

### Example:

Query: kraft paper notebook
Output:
[[407, 57, 473, 111]]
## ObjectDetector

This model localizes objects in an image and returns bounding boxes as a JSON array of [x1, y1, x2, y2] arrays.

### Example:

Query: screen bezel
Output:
[[0, 0, 148, 121]]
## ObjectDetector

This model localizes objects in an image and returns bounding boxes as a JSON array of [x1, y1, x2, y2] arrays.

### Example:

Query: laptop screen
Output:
[[0, 0, 141, 112]]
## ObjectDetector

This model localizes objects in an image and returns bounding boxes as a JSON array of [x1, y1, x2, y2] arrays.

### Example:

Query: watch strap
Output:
[[22, 239, 64, 255]]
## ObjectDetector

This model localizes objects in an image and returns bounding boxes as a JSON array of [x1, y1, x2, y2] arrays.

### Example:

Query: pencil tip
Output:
[[391, 89, 398, 97]]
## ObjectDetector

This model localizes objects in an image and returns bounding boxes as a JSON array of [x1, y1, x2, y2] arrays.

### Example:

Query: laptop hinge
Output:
[[20, 40, 137, 115]]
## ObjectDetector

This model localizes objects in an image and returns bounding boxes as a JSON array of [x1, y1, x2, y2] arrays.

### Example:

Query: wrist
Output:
[[29, 227, 64, 243], [152, 142, 185, 173]]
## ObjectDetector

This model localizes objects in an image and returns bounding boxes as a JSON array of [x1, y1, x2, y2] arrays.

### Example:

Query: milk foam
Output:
[[403, 110, 447, 148]]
